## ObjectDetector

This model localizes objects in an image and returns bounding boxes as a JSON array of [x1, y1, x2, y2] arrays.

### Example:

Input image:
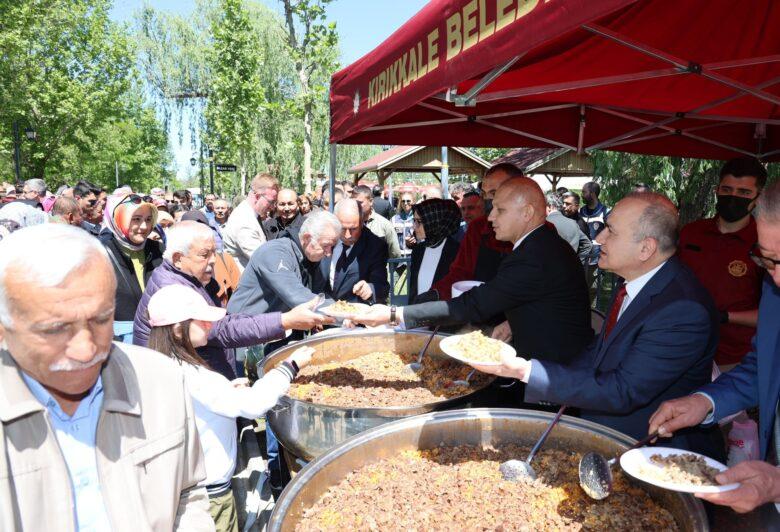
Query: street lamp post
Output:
[[12, 122, 37, 183], [12, 122, 21, 183]]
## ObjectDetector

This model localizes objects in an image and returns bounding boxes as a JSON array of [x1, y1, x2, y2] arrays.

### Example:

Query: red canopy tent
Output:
[[329, 0, 780, 174]]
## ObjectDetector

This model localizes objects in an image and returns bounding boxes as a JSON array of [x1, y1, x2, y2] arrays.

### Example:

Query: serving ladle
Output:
[[500, 405, 567, 481], [578, 430, 660, 500], [405, 326, 439, 373]]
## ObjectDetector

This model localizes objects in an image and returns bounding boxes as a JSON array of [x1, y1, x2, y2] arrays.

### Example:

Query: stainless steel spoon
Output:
[[578, 430, 660, 500], [405, 326, 439, 373], [450, 368, 476, 387], [500, 405, 567, 481]]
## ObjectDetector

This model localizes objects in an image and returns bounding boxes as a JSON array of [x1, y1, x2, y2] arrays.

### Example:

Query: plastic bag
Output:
[[726, 417, 760, 467]]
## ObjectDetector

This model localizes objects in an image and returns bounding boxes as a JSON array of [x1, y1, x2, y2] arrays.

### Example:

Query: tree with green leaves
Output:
[[281, 0, 338, 194], [0, 0, 145, 186], [591, 151, 779, 225], [206, 0, 265, 193]]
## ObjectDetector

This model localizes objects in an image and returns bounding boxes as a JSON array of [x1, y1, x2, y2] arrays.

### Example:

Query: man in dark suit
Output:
[[317, 198, 390, 303], [371, 184, 393, 220], [352, 177, 592, 366], [649, 181, 780, 517], [469, 192, 722, 457]]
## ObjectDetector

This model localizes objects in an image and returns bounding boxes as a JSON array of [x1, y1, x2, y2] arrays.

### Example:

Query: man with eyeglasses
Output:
[[678, 157, 766, 372], [650, 180, 780, 523], [222, 173, 279, 270], [352, 185, 401, 259], [21, 178, 47, 204], [561, 191, 590, 236]]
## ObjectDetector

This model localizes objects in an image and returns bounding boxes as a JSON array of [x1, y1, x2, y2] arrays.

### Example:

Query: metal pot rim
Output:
[[270, 408, 709, 532], [261, 329, 496, 414]]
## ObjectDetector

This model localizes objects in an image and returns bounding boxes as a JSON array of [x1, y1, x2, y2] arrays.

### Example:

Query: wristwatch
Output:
[[719, 310, 729, 324], [390, 305, 398, 326]]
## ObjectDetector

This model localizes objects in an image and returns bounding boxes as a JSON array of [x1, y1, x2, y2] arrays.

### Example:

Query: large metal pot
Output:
[[269, 408, 708, 532], [260, 329, 495, 461]]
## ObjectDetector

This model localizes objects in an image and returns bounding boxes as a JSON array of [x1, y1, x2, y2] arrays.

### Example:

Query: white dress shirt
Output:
[[521, 260, 669, 383], [329, 241, 352, 289], [617, 260, 667, 319], [417, 240, 446, 295], [513, 224, 544, 250]]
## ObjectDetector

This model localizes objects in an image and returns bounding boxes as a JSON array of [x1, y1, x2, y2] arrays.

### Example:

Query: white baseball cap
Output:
[[148, 285, 226, 327]]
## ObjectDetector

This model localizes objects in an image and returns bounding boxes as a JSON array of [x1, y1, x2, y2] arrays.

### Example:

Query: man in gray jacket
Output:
[[545, 192, 593, 265], [228, 210, 342, 323], [226, 210, 341, 497], [0, 223, 213, 531]]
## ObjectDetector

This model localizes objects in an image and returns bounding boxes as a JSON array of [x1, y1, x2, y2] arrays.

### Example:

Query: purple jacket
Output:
[[133, 260, 284, 379]]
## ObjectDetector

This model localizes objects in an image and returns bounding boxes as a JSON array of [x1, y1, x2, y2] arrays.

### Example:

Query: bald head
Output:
[[488, 177, 546, 243], [334, 199, 362, 246], [51, 197, 83, 227], [277, 188, 299, 221]]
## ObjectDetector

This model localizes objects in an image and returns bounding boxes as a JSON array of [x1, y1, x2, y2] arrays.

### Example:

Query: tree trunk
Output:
[[303, 99, 313, 194], [299, 65, 313, 195]]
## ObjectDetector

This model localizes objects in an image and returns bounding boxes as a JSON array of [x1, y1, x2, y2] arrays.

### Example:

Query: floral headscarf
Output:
[[103, 193, 158, 251], [413, 198, 462, 248]]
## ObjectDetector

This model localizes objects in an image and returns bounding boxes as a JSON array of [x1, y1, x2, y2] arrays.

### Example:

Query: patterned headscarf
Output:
[[103, 193, 158, 251], [413, 198, 462, 248]]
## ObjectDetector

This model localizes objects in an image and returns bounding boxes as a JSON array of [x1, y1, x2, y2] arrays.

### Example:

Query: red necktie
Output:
[[604, 285, 628, 339]]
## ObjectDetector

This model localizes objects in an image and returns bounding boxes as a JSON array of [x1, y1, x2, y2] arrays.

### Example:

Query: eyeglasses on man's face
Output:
[[749, 245, 779, 271]]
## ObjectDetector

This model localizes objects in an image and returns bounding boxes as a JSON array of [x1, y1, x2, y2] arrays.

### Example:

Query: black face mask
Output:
[[716, 194, 755, 223], [484, 199, 493, 215]]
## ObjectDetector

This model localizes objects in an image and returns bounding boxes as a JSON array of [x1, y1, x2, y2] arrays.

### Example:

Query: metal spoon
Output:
[[405, 326, 439, 373], [450, 368, 476, 387], [500, 405, 567, 481], [578, 430, 660, 500]]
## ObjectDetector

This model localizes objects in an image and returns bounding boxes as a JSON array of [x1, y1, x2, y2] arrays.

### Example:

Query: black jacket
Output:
[[403, 224, 593, 364], [262, 213, 305, 241], [373, 197, 393, 220], [100, 233, 163, 321], [409, 236, 460, 304], [315, 229, 390, 303]]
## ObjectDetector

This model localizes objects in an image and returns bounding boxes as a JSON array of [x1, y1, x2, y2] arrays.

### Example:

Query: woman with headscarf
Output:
[[408, 198, 463, 303], [99, 193, 163, 342]]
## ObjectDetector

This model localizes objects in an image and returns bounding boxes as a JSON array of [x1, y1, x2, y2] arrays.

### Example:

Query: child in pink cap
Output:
[[147, 284, 313, 531]]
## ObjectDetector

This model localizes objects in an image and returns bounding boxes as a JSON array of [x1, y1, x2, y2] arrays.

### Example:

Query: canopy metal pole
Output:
[[441, 146, 449, 199], [329, 143, 337, 212]]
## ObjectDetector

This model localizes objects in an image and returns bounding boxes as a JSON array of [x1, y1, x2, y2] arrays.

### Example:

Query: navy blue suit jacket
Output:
[[317, 229, 390, 303], [526, 257, 722, 456], [700, 276, 779, 460]]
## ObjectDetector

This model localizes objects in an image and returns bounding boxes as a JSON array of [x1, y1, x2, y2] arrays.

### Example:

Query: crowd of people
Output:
[[0, 154, 779, 530]]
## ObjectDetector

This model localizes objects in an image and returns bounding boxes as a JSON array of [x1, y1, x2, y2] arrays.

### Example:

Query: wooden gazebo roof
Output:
[[349, 145, 490, 183]]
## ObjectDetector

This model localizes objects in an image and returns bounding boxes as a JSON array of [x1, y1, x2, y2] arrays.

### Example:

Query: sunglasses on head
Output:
[[120, 194, 143, 206]]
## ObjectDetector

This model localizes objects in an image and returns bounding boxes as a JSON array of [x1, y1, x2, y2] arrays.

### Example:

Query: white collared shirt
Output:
[[617, 260, 668, 319], [513, 224, 545, 250], [417, 239, 446, 294], [521, 260, 669, 384], [329, 241, 352, 288]]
